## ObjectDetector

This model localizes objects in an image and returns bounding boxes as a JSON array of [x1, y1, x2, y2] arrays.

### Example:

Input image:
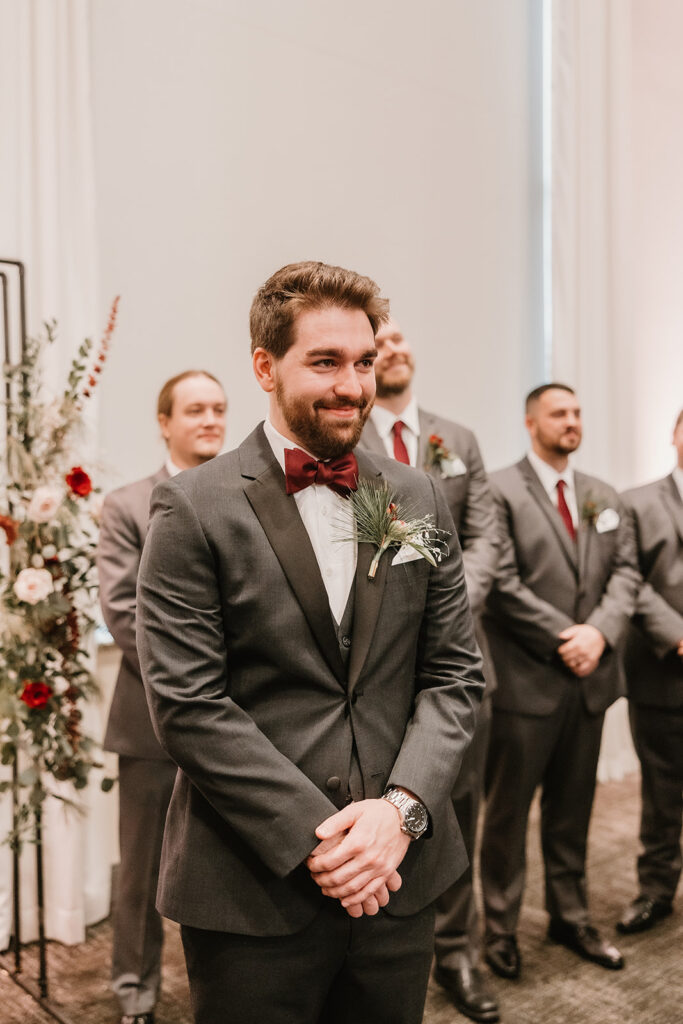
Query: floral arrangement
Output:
[[580, 494, 607, 527], [342, 479, 449, 579], [424, 433, 464, 479], [0, 299, 119, 844]]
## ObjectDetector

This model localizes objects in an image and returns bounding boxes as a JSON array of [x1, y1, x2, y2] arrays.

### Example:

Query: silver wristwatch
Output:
[[382, 787, 429, 840]]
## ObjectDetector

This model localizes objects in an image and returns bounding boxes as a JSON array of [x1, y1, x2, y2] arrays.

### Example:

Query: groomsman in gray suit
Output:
[[617, 408, 683, 935], [136, 262, 484, 1024], [480, 383, 639, 978], [360, 318, 500, 1023], [98, 370, 226, 1024]]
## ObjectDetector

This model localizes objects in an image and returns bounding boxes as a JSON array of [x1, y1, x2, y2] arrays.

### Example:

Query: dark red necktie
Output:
[[392, 420, 410, 465], [284, 448, 358, 497], [556, 479, 576, 541]]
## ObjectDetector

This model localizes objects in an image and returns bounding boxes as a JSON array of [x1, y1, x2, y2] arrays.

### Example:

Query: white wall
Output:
[[631, 0, 683, 483], [91, 0, 543, 488]]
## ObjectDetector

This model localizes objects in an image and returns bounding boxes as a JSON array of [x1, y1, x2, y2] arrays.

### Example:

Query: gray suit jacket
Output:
[[483, 457, 639, 717], [361, 411, 499, 693], [136, 425, 484, 935], [98, 466, 171, 760], [621, 474, 683, 708]]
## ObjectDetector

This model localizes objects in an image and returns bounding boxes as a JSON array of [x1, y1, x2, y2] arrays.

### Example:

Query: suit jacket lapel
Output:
[[348, 448, 389, 694], [417, 409, 437, 473], [518, 458, 579, 575], [662, 474, 683, 545], [241, 427, 347, 686], [359, 416, 385, 457], [574, 473, 592, 578]]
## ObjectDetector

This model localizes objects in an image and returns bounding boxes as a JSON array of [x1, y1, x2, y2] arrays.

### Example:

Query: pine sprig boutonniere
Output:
[[341, 479, 449, 579]]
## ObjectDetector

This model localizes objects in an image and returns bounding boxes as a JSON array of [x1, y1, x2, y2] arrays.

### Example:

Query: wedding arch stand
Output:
[[0, 258, 76, 1024]]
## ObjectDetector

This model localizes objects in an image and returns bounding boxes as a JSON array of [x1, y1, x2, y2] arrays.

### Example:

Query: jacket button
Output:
[[341, 635, 351, 648], [326, 776, 341, 792]]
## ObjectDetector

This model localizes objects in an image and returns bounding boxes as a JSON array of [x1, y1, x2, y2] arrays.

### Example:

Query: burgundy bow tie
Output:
[[284, 448, 358, 497]]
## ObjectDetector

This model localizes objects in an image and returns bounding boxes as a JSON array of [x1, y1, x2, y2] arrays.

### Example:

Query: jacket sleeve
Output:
[[387, 477, 485, 818], [585, 498, 640, 648], [458, 432, 500, 616], [136, 479, 338, 879], [97, 490, 143, 673], [486, 487, 575, 659]]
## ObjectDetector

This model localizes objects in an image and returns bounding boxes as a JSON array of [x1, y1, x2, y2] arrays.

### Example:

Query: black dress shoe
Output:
[[121, 1014, 154, 1024], [617, 896, 673, 934], [548, 919, 624, 969], [434, 965, 500, 1023], [484, 934, 521, 979]]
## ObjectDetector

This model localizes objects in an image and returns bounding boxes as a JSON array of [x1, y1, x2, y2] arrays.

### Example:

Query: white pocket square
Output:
[[441, 456, 467, 478], [391, 545, 423, 566], [595, 508, 620, 533]]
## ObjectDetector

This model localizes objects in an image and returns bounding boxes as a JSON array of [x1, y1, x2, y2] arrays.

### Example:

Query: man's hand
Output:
[[307, 799, 411, 915], [677, 638, 683, 659], [557, 624, 606, 677]]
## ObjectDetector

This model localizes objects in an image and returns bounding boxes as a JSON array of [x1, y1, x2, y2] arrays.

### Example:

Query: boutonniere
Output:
[[425, 434, 466, 478], [341, 479, 449, 579], [581, 495, 620, 533]]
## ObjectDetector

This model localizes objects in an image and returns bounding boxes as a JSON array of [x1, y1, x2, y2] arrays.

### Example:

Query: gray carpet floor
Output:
[[2, 772, 681, 1024]]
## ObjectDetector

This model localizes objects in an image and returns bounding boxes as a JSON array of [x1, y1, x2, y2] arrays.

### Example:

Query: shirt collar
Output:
[[263, 417, 317, 475], [165, 457, 183, 478], [527, 449, 575, 495], [672, 465, 683, 502], [370, 395, 420, 439]]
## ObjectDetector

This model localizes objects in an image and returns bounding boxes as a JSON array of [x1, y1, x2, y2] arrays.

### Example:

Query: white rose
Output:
[[28, 486, 63, 524], [13, 567, 54, 605], [42, 544, 57, 559], [31, 554, 45, 568]]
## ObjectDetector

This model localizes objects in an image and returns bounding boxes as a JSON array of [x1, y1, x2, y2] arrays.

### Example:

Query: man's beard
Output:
[[275, 380, 373, 459], [545, 431, 581, 455], [374, 357, 414, 400], [375, 377, 410, 399]]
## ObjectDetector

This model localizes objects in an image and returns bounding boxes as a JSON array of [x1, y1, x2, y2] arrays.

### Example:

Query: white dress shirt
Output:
[[673, 465, 683, 503], [527, 449, 578, 529], [165, 457, 182, 478], [370, 396, 420, 468], [263, 419, 357, 624]]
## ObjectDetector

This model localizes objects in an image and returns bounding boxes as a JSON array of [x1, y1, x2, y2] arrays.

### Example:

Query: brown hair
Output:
[[249, 261, 390, 357], [157, 370, 224, 418], [525, 382, 575, 412]]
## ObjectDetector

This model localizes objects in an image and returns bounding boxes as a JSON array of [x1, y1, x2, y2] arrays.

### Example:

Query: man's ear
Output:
[[158, 413, 170, 441], [253, 348, 277, 394]]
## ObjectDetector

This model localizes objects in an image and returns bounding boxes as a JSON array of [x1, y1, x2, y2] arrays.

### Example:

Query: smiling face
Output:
[[158, 374, 227, 469], [373, 318, 415, 399], [526, 387, 582, 461], [253, 305, 377, 459]]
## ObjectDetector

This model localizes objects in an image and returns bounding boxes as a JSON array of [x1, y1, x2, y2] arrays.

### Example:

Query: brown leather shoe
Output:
[[617, 896, 673, 934], [548, 919, 624, 969], [484, 934, 521, 979]]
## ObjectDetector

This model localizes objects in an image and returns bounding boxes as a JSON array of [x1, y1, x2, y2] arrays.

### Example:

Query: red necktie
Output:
[[556, 479, 576, 541], [284, 448, 358, 497], [392, 420, 410, 465]]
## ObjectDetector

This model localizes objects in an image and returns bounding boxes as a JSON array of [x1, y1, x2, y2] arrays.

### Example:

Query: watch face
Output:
[[403, 801, 428, 835]]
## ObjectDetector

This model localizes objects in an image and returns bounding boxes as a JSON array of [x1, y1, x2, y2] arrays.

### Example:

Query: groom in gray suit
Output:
[[617, 408, 683, 935], [98, 370, 226, 1024], [480, 384, 639, 978], [359, 318, 500, 1023], [136, 261, 484, 1024]]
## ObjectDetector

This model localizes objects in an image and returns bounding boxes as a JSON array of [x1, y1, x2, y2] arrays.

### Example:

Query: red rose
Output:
[[66, 466, 92, 497], [0, 514, 20, 546], [20, 681, 53, 710], [429, 434, 443, 446]]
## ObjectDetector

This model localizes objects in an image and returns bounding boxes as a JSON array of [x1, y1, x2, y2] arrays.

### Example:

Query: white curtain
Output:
[[551, 0, 638, 782], [0, 0, 115, 947]]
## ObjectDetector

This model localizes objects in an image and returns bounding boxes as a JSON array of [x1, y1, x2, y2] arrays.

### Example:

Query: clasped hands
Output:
[[306, 797, 411, 919], [557, 623, 606, 677]]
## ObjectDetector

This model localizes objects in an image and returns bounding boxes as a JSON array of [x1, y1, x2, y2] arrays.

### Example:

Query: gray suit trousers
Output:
[[112, 756, 177, 1014], [629, 703, 683, 904], [481, 685, 604, 937], [434, 695, 491, 969]]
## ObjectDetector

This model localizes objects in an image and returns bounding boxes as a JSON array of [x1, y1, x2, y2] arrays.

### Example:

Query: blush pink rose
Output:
[[28, 486, 63, 523], [13, 567, 54, 605]]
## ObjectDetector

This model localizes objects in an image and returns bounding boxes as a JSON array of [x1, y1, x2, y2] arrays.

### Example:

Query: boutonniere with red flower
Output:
[[340, 479, 449, 579], [425, 434, 466, 479]]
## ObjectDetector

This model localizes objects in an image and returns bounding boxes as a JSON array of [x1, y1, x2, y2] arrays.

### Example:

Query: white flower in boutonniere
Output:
[[341, 479, 449, 580], [425, 434, 466, 479], [580, 494, 619, 533]]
